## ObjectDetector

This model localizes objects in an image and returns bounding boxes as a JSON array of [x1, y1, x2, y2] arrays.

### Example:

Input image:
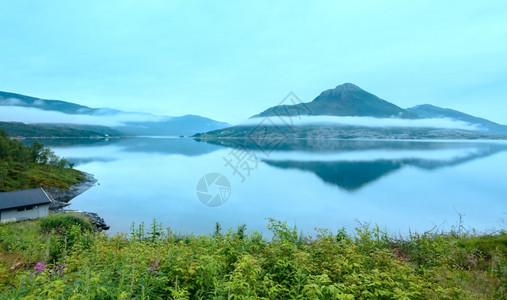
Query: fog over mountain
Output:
[[240, 116, 479, 131], [200, 83, 507, 139], [407, 104, 507, 135], [2, 83, 506, 138], [0, 91, 120, 115], [250, 83, 507, 132], [0, 91, 229, 136], [0, 106, 159, 127]]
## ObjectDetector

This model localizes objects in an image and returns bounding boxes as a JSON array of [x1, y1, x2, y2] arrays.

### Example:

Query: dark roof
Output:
[[0, 188, 52, 210]]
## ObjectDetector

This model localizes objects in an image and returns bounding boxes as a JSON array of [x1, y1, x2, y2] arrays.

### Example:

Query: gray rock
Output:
[[82, 212, 110, 231], [46, 172, 97, 209], [46, 172, 109, 231]]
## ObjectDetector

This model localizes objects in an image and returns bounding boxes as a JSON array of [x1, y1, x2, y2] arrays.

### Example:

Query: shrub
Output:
[[39, 213, 93, 234]]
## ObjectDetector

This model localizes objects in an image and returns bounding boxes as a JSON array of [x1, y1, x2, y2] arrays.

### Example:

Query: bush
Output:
[[39, 213, 93, 234]]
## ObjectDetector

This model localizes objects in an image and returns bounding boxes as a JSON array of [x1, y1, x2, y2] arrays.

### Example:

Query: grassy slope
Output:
[[0, 128, 84, 192], [2, 162, 84, 192], [0, 216, 505, 299]]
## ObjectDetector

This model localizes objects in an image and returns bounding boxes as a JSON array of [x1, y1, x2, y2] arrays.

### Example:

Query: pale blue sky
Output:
[[1, 0, 506, 124]]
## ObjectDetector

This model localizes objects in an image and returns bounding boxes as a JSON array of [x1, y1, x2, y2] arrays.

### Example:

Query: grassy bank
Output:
[[0, 215, 505, 299], [0, 129, 83, 191], [2, 163, 84, 191]]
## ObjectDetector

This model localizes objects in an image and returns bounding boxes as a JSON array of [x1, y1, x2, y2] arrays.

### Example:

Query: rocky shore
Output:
[[52, 209, 110, 231], [45, 171, 110, 231], [81, 212, 110, 231], [45, 171, 97, 209]]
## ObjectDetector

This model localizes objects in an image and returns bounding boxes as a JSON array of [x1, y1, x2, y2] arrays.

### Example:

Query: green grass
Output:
[[456, 232, 507, 255], [0, 216, 505, 299], [2, 162, 84, 192]]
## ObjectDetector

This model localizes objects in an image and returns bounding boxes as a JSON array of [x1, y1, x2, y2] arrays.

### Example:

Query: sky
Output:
[[0, 0, 506, 124]]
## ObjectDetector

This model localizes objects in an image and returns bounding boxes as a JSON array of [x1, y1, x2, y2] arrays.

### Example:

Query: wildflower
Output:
[[149, 259, 159, 274], [34, 262, 45, 274], [54, 262, 66, 275]]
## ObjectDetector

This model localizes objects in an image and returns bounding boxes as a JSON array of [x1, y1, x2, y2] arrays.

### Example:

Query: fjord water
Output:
[[46, 137, 507, 236]]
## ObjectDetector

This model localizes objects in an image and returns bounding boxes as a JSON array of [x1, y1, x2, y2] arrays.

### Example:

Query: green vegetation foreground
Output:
[[0, 214, 505, 299]]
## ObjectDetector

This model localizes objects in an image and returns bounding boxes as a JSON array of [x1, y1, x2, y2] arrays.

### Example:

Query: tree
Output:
[[37, 148, 52, 165], [30, 140, 45, 163], [57, 158, 69, 169], [0, 136, 9, 159], [0, 161, 8, 188]]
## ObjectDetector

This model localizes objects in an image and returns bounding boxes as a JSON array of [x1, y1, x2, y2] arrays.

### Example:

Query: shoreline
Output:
[[45, 171, 110, 231], [45, 171, 98, 209], [14, 136, 122, 140]]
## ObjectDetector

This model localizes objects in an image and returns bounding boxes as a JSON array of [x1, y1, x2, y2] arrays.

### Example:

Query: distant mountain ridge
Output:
[[407, 104, 507, 135], [116, 115, 230, 136], [0, 91, 119, 115], [198, 83, 507, 140], [0, 121, 121, 138], [0, 91, 229, 136], [253, 83, 415, 119], [250, 83, 507, 136]]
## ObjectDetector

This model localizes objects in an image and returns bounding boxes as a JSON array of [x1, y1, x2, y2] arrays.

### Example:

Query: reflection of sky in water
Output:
[[49, 139, 507, 237], [52, 146, 126, 157]]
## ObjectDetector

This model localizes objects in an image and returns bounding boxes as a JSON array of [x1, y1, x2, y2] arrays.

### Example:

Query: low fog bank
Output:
[[240, 116, 481, 131], [0, 106, 166, 126]]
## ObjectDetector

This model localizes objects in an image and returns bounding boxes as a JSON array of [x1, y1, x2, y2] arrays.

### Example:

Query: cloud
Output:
[[239, 116, 480, 131], [0, 106, 165, 126], [2, 98, 26, 106], [33, 99, 45, 107]]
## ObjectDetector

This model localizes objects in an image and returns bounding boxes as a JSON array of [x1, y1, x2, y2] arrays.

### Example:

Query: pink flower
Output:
[[54, 262, 66, 275], [34, 262, 45, 274], [149, 260, 159, 274]]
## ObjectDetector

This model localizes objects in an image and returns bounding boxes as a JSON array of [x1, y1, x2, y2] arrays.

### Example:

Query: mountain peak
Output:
[[411, 104, 438, 109], [253, 83, 415, 118], [313, 83, 368, 103], [335, 82, 362, 91]]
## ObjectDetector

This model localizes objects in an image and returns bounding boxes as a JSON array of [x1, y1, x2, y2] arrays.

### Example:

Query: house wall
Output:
[[0, 204, 49, 223]]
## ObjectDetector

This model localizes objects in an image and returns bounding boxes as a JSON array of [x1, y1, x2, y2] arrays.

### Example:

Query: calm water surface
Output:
[[45, 137, 507, 236]]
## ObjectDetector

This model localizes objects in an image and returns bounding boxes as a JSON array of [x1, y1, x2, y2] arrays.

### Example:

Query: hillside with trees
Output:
[[0, 129, 83, 191], [0, 121, 121, 138]]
